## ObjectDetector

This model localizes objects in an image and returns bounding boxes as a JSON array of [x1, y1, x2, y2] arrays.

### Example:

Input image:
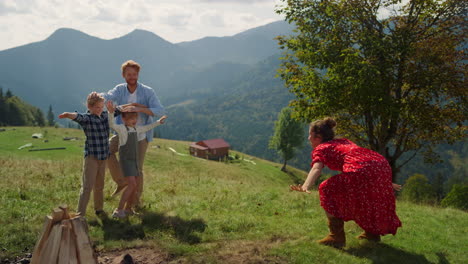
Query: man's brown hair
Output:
[[121, 60, 141, 74]]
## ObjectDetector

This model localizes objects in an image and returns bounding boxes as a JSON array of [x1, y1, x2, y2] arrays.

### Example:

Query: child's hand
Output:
[[158, 115, 167, 124], [58, 112, 71, 119], [290, 184, 311, 194], [106, 100, 115, 113]]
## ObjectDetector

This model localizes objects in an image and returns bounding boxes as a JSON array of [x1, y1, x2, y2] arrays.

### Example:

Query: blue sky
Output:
[[0, 0, 284, 51]]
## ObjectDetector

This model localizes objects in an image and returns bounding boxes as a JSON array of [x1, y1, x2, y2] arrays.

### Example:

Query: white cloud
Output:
[[0, 0, 34, 15], [161, 13, 192, 28], [201, 11, 226, 28]]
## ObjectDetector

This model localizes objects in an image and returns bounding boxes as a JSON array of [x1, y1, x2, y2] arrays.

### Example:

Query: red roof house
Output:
[[189, 138, 230, 160]]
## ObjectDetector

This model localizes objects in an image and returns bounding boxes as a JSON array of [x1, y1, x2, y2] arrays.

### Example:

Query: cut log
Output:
[[71, 217, 97, 264], [38, 224, 62, 263], [31, 216, 53, 264], [69, 229, 79, 264], [58, 220, 71, 264], [59, 204, 70, 219], [51, 207, 65, 223]]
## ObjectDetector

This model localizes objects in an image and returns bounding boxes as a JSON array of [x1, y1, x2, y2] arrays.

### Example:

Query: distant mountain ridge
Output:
[[0, 20, 293, 113]]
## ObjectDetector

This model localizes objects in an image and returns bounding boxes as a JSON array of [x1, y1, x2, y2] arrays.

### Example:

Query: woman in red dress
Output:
[[291, 117, 402, 248]]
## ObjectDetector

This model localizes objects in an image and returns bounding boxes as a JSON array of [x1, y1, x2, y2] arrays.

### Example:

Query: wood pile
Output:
[[31, 205, 97, 264]]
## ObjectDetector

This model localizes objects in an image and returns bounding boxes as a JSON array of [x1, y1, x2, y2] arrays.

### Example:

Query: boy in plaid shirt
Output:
[[59, 92, 110, 216]]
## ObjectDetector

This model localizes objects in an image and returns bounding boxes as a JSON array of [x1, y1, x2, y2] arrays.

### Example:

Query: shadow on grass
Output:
[[285, 170, 303, 185], [343, 243, 431, 264], [93, 211, 206, 244], [141, 211, 207, 244]]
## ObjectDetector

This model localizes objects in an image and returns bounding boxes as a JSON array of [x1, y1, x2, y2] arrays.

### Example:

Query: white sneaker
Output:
[[112, 209, 126, 219], [124, 209, 139, 216]]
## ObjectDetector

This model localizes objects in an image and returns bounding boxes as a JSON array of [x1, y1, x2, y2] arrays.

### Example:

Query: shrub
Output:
[[401, 174, 437, 204], [441, 184, 468, 210]]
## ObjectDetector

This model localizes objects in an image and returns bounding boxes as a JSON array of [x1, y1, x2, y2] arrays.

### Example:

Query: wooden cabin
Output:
[[189, 138, 230, 160]]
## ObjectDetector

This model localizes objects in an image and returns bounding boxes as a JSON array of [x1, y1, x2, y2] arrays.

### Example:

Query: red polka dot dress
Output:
[[312, 138, 402, 235]]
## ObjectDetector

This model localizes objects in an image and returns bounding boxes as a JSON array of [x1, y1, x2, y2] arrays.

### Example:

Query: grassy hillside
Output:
[[0, 127, 467, 263]]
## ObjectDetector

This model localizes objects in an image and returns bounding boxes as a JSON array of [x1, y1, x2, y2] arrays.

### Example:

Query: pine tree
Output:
[[34, 108, 46, 127], [0, 87, 5, 125], [5, 89, 13, 98], [47, 105, 55, 126]]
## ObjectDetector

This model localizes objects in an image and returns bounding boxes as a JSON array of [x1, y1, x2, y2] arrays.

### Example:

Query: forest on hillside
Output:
[[0, 88, 48, 127]]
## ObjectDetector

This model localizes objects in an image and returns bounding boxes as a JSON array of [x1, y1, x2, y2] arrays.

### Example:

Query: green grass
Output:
[[1, 127, 467, 263]]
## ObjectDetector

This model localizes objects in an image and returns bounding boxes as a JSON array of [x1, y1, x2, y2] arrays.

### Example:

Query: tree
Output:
[[276, 0, 467, 181], [269, 107, 305, 171], [5, 89, 13, 98], [432, 173, 445, 202], [401, 174, 436, 204], [34, 108, 46, 127], [47, 105, 55, 126]]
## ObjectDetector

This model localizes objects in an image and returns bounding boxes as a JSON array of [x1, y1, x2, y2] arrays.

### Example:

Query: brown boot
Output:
[[357, 231, 381, 242], [317, 216, 346, 248]]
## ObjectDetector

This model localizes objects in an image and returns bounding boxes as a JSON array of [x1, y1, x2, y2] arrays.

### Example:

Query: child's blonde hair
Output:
[[87, 92, 105, 106], [121, 60, 141, 74]]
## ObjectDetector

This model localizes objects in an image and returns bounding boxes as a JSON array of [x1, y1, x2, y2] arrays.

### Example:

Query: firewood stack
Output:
[[31, 205, 97, 264]]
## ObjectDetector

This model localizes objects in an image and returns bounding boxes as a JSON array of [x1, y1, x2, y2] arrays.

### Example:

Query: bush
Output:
[[401, 174, 437, 204], [441, 184, 468, 210]]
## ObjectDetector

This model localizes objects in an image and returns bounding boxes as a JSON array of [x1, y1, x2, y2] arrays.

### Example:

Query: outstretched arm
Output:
[[290, 161, 323, 194], [392, 183, 402, 191], [136, 116, 167, 133], [58, 112, 78, 120], [106, 100, 115, 114]]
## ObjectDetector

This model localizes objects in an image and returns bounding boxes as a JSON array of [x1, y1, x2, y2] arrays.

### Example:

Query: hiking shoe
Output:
[[124, 209, 140, 216], [95, 210, 105, 215], [111, 209, 126, 219]]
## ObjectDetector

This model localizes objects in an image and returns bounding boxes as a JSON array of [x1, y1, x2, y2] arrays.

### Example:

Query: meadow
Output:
[[0, 127, 467, 263]]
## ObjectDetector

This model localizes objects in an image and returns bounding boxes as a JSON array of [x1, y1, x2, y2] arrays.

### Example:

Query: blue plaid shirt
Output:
[[73, 111, 110, 160]]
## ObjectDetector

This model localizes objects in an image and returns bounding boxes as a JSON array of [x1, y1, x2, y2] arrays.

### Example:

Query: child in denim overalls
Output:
[[106, 100, 167, 218]]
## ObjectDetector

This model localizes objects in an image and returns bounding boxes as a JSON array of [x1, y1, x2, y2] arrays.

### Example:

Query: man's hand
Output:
[[158, 115, 167, 124], [290, 184, 311, 194], [130, 102, 148, 108], [120, 105, 139, 112]]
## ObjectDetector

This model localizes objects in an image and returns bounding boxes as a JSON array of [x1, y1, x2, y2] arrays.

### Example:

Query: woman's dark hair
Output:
[[310, 117, 337, 142]]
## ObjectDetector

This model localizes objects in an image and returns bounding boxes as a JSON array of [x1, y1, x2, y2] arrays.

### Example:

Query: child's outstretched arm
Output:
[[58, 112, 78, 120], [106, 100, 115, 114], [137, 115, 168, 133]]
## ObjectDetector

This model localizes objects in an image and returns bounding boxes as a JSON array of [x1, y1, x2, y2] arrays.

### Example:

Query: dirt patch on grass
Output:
[[96, 236, 288, 264], [97, 247, 173, 264], [207, 240, 287, 264], [177, 236, 288, 264]]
